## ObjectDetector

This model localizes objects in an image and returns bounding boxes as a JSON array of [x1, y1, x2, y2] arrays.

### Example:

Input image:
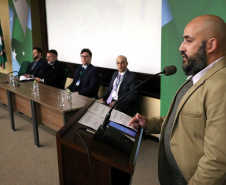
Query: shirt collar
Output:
[[190, 56, 225, 84], [82, 64, 89, 69], [119, 69, 127, 76], [48, 60, 57, 65]]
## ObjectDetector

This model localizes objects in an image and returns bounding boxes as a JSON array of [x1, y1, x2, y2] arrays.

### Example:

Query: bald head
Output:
[[180, 15, 226, 67], [117, 55, 127, 63], [187, 15, 226, 53], [116, 55, 128, 72]]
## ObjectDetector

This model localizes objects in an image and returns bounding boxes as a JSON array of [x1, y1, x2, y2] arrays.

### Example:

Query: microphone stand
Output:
[[102, 71, 163, 129]]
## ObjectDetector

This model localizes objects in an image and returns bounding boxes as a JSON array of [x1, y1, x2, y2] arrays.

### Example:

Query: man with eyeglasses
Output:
[[35, 49, 64, 89], [99, 55, 139, 116], [66, 48, 99, 98]]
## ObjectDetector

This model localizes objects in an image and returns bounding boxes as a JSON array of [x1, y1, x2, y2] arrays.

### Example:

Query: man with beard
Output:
[[35, 49, 64, 89], [24, 47, 47, 77], [129, 15, 226, 185]]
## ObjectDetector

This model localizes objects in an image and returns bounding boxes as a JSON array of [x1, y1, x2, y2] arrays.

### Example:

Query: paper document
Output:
[[20, 75, 34, 81], [78, 101, 136, 131]]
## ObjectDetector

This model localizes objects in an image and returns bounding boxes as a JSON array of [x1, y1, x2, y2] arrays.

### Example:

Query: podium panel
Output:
[[56, 99, 143, 185]]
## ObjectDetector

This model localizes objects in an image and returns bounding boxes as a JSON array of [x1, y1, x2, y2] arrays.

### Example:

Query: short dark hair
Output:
[[33, 47, 42, 55], [80, 48, 92, 58], [47, 49, 58, 56]]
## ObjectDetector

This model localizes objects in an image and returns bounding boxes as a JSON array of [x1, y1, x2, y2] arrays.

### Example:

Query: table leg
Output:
[[7, 90, 15, 131], [31, 100, 40, 147]]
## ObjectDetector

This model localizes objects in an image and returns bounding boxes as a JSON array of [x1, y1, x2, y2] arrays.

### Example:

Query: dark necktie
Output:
[[31, 62, 37, 71]]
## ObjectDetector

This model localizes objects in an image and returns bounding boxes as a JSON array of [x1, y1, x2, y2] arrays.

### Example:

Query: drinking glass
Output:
[[58, 92, 65, 106], [14, 76, 20, 86], [7, 73, 13, 84]]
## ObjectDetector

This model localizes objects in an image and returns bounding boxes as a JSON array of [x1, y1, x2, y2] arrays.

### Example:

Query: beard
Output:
[[182, 40, 207, 76], [33, 55, 39, 60]]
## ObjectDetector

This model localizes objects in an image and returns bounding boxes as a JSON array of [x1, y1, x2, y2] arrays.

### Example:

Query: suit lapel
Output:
[[119, 70, 129, 86], [173, 57, 226, 128], [81, 64, 92, 80]]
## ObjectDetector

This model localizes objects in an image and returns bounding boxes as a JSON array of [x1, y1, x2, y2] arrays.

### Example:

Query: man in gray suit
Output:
[[129, 15, 226, 185]]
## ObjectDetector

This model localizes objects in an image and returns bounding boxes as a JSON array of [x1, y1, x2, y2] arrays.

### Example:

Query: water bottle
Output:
[[67, 89, 72, 103], [35, 81, 39, 96], [33, 80, 39, 96], [8, 73, 13, 85]]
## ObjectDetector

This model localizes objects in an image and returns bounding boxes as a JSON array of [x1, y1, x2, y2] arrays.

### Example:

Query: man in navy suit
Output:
[[24, 47, 47, 77], [99, 55, 139, 116], [66, 48, 99, 98], [35, 49, 64, 89]]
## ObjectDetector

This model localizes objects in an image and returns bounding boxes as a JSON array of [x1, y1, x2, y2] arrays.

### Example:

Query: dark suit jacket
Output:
[[67, 64, 99, 98], [39, 60, 64, 89], [101, 69, 138, 115], [27, 58, 47, 77]]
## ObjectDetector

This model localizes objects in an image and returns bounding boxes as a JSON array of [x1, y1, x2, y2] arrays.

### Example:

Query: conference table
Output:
[[0, 72, 92, 147]]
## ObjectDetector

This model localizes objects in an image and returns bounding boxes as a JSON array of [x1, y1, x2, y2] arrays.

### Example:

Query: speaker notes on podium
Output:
[[78, 101, 137, 131]]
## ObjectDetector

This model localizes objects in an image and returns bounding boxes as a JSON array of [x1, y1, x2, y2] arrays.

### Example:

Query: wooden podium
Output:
[[56, 99, 143, 185]]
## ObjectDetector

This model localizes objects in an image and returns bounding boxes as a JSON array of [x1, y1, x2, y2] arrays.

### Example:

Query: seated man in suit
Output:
[[66, 48, 99, 98], [35, 49, 64, 89], [24, 47, 47, 77], [99, 55, 139, 116]]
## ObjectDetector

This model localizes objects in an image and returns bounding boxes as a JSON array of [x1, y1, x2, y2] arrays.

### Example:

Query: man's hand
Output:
[[109, 102, 117, 109], [35, 77, 41, 82], [128, 113, 148, 130], [23, 74, 30, 78]]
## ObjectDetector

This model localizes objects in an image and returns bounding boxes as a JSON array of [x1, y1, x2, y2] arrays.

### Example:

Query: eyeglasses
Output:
[[81, 55, 90, 58], [116, 62, 126, 65], [46, 56, 53, 59]]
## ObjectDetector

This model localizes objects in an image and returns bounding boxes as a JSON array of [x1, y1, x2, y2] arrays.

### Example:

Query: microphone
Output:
[[94, 65, 177, 154], [163, 65, 177, 76]]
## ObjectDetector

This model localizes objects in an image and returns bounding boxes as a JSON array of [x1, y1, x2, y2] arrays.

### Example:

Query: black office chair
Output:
[[8, 61, 31, 77], [59, 68, 69, 89]]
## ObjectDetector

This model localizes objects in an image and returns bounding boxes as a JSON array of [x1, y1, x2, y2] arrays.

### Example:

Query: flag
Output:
[[8, 0, 32, 72], [0, 20, 7, 69]]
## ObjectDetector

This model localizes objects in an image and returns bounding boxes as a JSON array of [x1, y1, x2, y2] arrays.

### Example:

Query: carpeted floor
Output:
[[0, 103, 160, 185]]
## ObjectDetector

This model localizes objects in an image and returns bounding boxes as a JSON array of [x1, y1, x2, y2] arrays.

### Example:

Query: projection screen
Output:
[[46, 0, 162, 74]]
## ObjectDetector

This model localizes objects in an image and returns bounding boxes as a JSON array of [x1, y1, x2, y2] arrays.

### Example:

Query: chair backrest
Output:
[[60, 68, 69, 89], [98, 73, 103, 86], [96, 73, 103, 98], [18, 61, 31, 76]]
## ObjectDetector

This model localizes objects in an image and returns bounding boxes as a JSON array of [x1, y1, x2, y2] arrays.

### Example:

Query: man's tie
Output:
[[81, 67, 85, 73], [31, 62, 37, 71], [106, 74, 121, 104]]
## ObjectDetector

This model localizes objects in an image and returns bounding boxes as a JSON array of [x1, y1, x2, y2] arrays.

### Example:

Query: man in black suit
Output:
[[99, 55, 139, 116], [24, 47, 47, 77], [35, 49, 64, 89], [66, 48, 99, 98]]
